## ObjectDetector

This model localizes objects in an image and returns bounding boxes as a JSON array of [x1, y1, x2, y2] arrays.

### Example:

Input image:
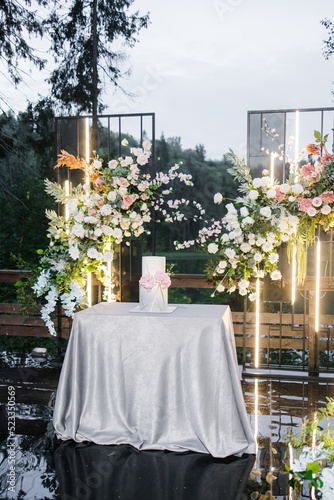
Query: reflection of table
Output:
[[53, 302, 255, 458]]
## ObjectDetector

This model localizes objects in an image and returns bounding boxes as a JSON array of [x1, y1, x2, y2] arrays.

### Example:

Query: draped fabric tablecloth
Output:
[[53, 302, 255, 458]]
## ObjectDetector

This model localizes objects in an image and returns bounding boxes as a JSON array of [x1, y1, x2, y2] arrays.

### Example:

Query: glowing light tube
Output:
[[291, 240, 296, 305], [255, 278, 260, 368], [315, 238, 320, 333]]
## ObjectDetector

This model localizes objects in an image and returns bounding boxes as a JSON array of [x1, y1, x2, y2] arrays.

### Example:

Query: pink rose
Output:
[[139, 274, 155, 291], [121, 194, 138, 210], [155, 271, 171, 289], [321, 205, 331, 215], [118, 177, 129, 187], [95, 177, 104, 186], [312, 197, 322, 207], [96, 197, 105, 208], [307, 206, 317, 217], [141, 193, 150, 200], [137, 153, 149, 166], [88, 208, 97, 216]]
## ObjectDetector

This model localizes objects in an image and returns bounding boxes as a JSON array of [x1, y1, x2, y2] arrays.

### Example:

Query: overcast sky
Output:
[[3, 0, 334, 159]]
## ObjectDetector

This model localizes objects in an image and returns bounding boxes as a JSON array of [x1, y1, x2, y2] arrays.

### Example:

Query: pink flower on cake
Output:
[[121, 194, 138, 210], [155, 271, 171, 288], [139, 274, 155, 291]]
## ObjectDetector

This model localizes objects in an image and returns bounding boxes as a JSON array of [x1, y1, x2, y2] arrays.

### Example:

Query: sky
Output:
[[2, 0, 334, 160]]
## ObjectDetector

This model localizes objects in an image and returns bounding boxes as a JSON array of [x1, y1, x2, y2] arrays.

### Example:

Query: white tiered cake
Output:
[[139, 256, 168, 312]]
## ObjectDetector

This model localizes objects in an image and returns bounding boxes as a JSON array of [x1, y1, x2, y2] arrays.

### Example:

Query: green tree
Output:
[[0, 0, 47, 106], [47, 0, 150, 117]]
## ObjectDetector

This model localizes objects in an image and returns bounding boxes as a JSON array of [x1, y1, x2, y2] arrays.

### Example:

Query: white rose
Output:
[[221, 233, 229, 243], [238, 279, 249, 289], [261, 176, 271, 186], [256, 237, 266, 246], [118, 186, 128, 197], [111, 227, 123, 240], [269, 253, 279, 264], [71, 223, 85, 238], [100, 204, 112, 216], [217, 284, 225, 293], [255, 270, 265, 278], [321, 205, 331, 215], [249, 293, 257, 302], [292, 184, 304, 194], [249, 190, 259, 200], [218, 260, 227, 269], [225, 248, 236, 259], [312, 197, 322, 207], [101, 225, 113, 236], [69, 245, 80, 260], [107, 191, 117, 202], [226, 203, 237, 213], [103, 251, 113, 262], [253, 178, 262, 189], [208, 243, 219, 254], [121, 138, 129, 146], [279, 183, 290, 194], [288, 215, 299, 227], [229, 285, 236, 293], [262, 169, 269, 176], [271, 270, 282, 280], [93, 159, 102, 169], [67, 199, 78, 213], [266, 189, 276, 199], [214, 193, 223, 204], [260, 207, 272, 218], [288, 196, 296, 202], [90, 193, 101, 201], [262, 242, 273, 252], [253, 252, 263, 262], [307, 206, 317, 216], [240, 242, 251, 253], [74, 210, 85, 223], [240, 206, 249, 217], [242, 216, 255, 226], [94, 228, 102, 237], [239, 288, 248, 296]]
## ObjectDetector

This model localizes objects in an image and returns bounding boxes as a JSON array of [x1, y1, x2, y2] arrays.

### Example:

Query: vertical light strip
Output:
[[255, 278, 260, 368], [315, 238, 321, 333], [85, 117, 92, 307], [64, 180, 70, 221], [291, 229, 297, 305], [254, 378, 259, 456], [270, 153, 275, 186]]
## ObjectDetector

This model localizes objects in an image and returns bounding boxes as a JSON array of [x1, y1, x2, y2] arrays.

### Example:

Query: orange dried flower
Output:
[[305, 143, 320, 156], [55, 150, 88, 171]]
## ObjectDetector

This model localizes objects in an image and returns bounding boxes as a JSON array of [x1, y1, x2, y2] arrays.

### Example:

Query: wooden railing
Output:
[[1, 270, 334, 371]]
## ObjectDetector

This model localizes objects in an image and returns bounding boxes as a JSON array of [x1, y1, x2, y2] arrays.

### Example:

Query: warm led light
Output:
[[64, 180, 70, 221], [315, 238, 320, 333], [291, 232, 297, 305], [270, 153, 275, 186], [255, 278, 260, 368], [254, 378, 259, 455], [87, 270, 92, 307]]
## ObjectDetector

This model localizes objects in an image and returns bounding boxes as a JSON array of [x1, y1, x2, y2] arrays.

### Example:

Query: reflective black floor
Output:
[[1, 353, 334, 500]]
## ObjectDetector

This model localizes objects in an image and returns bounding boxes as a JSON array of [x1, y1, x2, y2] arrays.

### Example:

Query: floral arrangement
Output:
[[176, 125, 334, 299], [139, 270, 171, 292], [283, 398, 334, 499], [32, 139, 199, 335]]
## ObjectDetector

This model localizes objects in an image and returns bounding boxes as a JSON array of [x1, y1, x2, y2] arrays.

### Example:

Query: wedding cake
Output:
[[139, 256, 170, 312]]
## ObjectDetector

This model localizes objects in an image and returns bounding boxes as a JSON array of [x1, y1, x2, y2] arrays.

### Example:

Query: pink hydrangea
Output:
[[300, 163, 315, 181], [155, 271, 171, 288], [299, 198, 313, 213], [274, 187, 286, 202], [320, 191, 334, 204], [139, 274, 156, 291], [321, 153, 334, 165]]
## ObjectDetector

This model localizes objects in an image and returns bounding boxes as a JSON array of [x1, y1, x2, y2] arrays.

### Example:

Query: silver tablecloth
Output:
[[53, 302, 255, 458]]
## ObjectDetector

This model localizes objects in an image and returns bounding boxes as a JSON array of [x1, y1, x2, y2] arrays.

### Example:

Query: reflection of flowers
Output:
[[139, 271, 171, 291]]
